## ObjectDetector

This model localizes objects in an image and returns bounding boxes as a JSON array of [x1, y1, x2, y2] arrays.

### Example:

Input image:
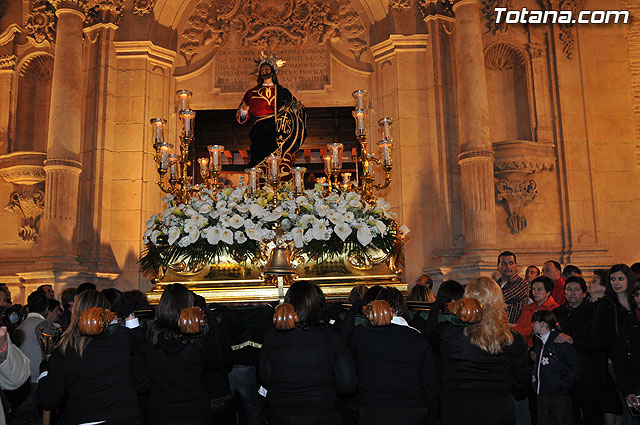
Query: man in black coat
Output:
[[553, 276, 610, 425]]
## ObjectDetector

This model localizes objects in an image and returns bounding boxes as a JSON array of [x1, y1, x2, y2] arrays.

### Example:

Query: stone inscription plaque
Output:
[[216, 46, 330, 93]]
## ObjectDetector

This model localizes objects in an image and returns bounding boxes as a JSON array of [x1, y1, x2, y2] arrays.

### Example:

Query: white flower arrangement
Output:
[[139, 183, 408, 273]]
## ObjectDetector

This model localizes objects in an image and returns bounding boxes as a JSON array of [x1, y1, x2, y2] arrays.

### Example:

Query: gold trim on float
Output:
[[146, 274, 404, 304]]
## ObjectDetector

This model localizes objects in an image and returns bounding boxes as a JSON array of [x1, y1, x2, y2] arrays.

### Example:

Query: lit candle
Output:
[[208, 145, 224, 172], [322, 155, 332, 178], [198, 157, 209, 179], [180, 109, 196, 135], [158, 143, 172, 171], [378, 117, 393, 141], [327, 143, 343, 172], [267, 154, 281, 181], [341, 172, 351, 184], [378, 140, 392, 166], [246, 168, 260, 193], [352, 90, 367, 110], [366, 154, 375, 176], [291, 167, 306, 193], [168, 154, 179, 180], [150, 118, 166, 145], [176, 90, 192, 111], [352, 109, 366, 136]]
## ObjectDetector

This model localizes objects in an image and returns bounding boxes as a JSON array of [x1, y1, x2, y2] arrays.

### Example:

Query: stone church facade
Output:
[[0, 0, 638, 301]]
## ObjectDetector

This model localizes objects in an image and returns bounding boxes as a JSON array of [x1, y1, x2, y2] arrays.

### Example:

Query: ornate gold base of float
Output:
[[146, 249, 404, 304]]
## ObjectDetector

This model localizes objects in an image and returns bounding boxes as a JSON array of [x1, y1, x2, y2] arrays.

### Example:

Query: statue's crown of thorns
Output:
[[255, 51, 286, 74]]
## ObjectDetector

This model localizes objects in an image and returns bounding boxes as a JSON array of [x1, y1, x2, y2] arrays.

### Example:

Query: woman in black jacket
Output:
[[349, 287, 439, 425], [612, 283, 640, 422], [429, 276, 530, 425], [138, 283, 226, 425], [38, 290, 142, 425], [259, 281, 357, 425]]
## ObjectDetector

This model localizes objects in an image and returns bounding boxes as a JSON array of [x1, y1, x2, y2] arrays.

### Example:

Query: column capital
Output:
[[52, 0, 88, 15], [452, 0, 481, 10]]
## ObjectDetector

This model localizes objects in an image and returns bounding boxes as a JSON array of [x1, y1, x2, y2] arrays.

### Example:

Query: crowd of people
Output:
[[0, 253, 638, 425]]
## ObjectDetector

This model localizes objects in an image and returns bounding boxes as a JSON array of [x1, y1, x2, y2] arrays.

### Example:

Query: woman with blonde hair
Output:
[[38, 290, 142, 424], [427, 276, 529, 425]]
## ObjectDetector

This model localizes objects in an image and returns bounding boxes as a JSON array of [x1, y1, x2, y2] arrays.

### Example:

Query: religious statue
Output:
[[236, 52, 307, 174]]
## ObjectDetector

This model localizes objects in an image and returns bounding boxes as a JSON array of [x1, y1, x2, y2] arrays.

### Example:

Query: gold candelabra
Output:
[[151, 90, 229, 202], [351, 90, 394, 205]]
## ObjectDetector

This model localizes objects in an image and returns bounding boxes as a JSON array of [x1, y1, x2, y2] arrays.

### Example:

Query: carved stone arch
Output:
[[484, 41, 526, 71], [483, 41, 532, 142], [14, 52, 54, 152]]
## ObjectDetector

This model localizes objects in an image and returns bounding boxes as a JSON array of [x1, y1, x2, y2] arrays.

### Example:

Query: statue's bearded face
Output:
[[260, 64, 274, 78]]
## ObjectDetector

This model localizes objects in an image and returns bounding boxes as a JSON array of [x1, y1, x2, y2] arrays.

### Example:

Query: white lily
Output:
[[221, 228, 234, 245], [229, 214, 245, 229], [203, 226, 221, 245], [291, 227, 305, 248], [356, 226, 373, 246], [168, 226, 181, 245], [334, 222, 352, 241]]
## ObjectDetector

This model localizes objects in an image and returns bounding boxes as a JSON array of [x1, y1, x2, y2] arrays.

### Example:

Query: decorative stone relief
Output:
[[0, 55, 16, 71], [4, 188, 45, 243], [26, 0, 122, 44], [132, 0, 156, 16], [390, 0, 411, 11], [179, 0, 367, 65], [481, 0, 513, 34], [484, 42, 525, 71], [492, 140, 555, 233], [418, 0, 454, 20], [495, 179, 538, 234], [86, 0, 125, 25], [526, 42, 545, 59], [25, 0, 57, 44]]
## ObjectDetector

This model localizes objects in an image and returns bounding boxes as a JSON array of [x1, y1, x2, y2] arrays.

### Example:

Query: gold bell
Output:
[[263, 247, 295, 276]]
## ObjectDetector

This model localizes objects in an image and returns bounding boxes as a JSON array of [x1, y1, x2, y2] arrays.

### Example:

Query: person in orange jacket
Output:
[[513, 276, 560, 347]]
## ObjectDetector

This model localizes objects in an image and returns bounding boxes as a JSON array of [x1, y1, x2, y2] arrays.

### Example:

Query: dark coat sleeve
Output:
[[611, 319, 636, 397], [330, 329, 357, 395], [510, 332, 531, 392], [37, 349, 67, 410], [421, 341, 439, 413], [258, 328, 275, 389], [557, 340, 582, 391]]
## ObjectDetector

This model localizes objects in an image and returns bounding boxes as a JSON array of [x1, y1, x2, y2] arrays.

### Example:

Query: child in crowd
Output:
[[531, 310, 582, 425]]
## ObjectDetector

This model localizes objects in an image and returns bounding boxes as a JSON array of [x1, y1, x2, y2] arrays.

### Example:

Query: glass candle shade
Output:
[[352, 109, 366, 136], [267, 154, 281, 183], [168, 154, 180, 180], [291, 167, 306, 194], [207, 145, 224, 172], [150, 118, 167, 145], [378, 117, 394, 142], [327, 143, 344, 172], [341, 172, 352, 185], [246, 168, 261, 193], [157, 142, 173, 171], [176, 90, 192, 111], [366, 153, 375, 176], [179, 109, 196, 135], [198, 157, 209, 180], [322, 155, 332, 179], [378, 140, 392, 166], [352, 90, 367, 110]]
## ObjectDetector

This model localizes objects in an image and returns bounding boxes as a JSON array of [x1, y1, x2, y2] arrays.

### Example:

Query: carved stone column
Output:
[[453, 0, 497, 256], [39, 1, 86, 261]]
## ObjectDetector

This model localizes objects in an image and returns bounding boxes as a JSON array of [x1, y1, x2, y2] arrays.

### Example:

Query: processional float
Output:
[[141, 90, 409, 303]]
